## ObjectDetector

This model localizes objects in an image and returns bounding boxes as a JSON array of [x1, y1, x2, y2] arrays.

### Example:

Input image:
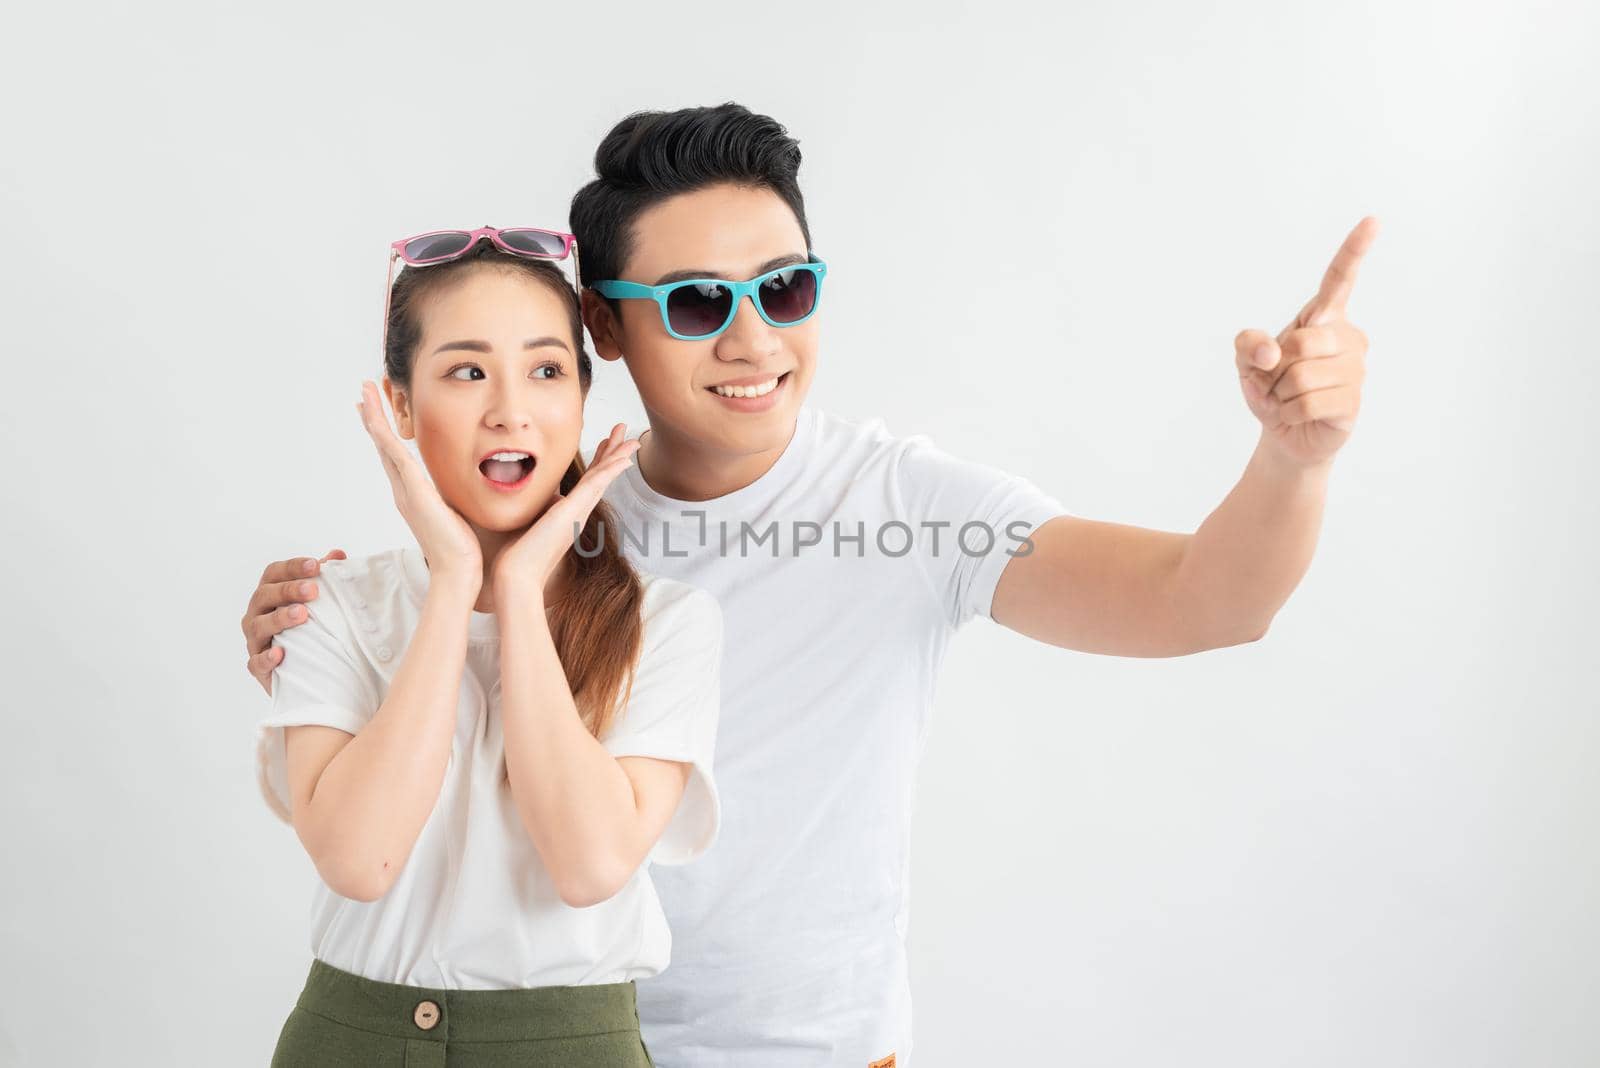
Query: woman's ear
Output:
[[381, 378, 416, 440], [581, 289, 625, 364]]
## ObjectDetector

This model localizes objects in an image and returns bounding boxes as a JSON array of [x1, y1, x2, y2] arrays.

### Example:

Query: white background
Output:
[[2, 1, 1596, 1065]]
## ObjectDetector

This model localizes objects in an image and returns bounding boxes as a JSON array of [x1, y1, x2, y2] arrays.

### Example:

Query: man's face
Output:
[[584, 182, 819, 460]]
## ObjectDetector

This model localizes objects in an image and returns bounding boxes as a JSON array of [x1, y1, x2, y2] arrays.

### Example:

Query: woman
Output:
[[255, 230, 722, 1066]]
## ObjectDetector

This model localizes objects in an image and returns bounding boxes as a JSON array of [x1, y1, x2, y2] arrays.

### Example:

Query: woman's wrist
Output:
[[493, 572, 547, 614], [426, 566, 482, 608]]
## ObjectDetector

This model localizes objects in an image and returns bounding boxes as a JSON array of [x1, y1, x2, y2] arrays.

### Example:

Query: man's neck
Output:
[[635, 418, 797, 502]]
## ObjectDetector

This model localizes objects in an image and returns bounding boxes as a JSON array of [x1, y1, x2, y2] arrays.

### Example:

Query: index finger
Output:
[[588, 422, 627, 468], [572, 441, 633, 495], [569, 443, 639, 508], [358, 380, 412, 476], [1303, 215, 1380, 326], [262, 556, 324, 584]]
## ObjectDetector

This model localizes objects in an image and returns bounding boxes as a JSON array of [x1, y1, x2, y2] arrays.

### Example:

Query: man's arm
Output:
[[242, 549, 346, 692], [992, 438, 1331, 656], [992, 216, 1378, 658]]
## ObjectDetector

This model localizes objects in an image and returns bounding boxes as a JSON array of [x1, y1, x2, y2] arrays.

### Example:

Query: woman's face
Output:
[[386, 267, 585, 535]]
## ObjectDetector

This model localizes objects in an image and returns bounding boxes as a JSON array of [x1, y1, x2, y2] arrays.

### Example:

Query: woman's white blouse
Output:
[[255, 547, 722, 989]]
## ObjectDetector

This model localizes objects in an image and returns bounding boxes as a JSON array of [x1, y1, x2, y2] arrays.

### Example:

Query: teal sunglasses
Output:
[[593, 256, 828, 341]]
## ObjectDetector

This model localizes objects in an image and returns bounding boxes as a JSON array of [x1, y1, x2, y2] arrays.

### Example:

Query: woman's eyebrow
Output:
[[430, 337, 571, 356], [651, 252, 807, 286]]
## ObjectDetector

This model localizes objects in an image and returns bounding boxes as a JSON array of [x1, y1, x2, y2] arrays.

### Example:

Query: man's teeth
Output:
[[712, 377, 781, 398]]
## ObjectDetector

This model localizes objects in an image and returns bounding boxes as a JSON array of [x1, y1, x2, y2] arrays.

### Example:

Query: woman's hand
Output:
[[491, 423, 640, 600], [358, 380, 482, 594]]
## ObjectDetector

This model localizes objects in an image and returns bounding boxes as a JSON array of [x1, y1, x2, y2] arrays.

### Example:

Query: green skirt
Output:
[[270, 958, 654, 1067]]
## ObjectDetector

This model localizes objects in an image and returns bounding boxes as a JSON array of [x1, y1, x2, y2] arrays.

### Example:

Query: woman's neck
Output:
[[471, 526, 515, 613], [463, 516, 570, 614]]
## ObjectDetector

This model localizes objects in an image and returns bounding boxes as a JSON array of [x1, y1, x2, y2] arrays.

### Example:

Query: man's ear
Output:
[[381, 378, 416, 440], [581, 289, 625, 364]]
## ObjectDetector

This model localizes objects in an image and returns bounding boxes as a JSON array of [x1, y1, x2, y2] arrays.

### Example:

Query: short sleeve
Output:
[[602, 581, 723, 867], [892, 436, 1071, 630], [255, 592, 383, 824]]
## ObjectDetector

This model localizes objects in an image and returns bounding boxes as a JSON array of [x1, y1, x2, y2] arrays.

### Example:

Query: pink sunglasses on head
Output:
[[391, 225, 576, 265], [382, 225, 580, 358]]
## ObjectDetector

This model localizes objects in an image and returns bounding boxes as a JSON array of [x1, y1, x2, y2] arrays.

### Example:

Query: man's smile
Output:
[[706, 371, 791, 409]]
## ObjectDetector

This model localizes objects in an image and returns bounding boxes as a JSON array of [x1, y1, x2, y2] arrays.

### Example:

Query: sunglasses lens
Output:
[[665, 283, 735, 338], [499, 229, 567, 257], [403, 232, 474, 262], [756, 267, 819, 324]]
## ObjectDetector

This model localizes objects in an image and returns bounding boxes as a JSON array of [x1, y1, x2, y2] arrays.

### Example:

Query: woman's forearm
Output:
[[497, 585, 645, 908], [296, 576, 476, 900]]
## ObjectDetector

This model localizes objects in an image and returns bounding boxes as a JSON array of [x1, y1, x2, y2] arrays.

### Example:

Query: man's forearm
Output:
[[1174, 432, 1334, 646], [498, 587, 643, 908], [296, 579, 474, 899]]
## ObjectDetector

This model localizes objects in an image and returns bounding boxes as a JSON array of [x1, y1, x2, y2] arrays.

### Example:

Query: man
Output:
[[241, 103, 1375, 1066]]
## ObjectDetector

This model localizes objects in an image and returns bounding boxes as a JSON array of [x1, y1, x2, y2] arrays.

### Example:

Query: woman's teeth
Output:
[[481, 451, 533, 483], [712, 376, 781, 398]]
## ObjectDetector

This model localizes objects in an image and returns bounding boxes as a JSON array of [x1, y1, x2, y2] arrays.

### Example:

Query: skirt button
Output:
[[413, 999, 440, 1030]]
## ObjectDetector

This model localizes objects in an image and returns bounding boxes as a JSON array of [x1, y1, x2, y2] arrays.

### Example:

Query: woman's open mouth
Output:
[[479, 451, 535, 492]]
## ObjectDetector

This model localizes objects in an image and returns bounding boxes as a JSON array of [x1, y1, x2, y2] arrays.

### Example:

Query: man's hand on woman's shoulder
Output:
[[242, 548, 347, 694]]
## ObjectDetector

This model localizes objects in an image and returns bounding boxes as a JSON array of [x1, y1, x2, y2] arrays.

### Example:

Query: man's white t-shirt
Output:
[[603, 406, 1069, 1067], [256, 548, 723, 989]]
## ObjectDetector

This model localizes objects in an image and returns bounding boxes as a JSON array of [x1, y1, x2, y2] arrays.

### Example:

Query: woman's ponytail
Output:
[[545, 456, 644, 740]]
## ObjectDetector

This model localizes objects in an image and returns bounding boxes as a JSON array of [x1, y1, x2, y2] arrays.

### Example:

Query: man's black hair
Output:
[[569, 102, 812, 290]]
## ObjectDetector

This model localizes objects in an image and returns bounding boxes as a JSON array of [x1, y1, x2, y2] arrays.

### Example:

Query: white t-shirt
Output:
[[255, 546, 723, 989], [602, 406, 1069, 1068]]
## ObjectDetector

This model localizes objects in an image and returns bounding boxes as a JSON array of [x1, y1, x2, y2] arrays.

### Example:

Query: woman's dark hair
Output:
[[384, 244, 644, 741], [384, 243, 592, 390], [569, 102, 811, 289]]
